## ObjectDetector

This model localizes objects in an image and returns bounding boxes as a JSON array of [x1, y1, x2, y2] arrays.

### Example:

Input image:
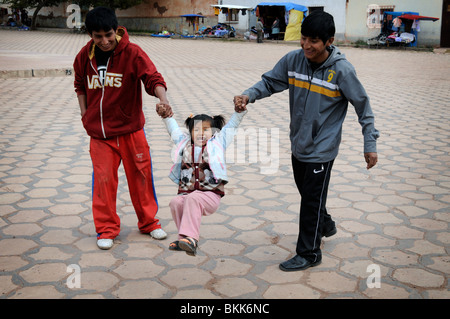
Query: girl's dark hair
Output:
[[301, 11, 335, 44], [85, 7, 118, 34], [184, 114, 226, 136]]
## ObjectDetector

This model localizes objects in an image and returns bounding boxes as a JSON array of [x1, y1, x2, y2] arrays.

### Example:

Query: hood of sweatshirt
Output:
[[87, 26, 129, 61], [304, 45, 347, 81], [322, 45, 346, 68]]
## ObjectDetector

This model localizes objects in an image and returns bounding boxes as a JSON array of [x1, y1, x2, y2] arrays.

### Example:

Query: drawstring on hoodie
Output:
[[110, 51, 114, 68]]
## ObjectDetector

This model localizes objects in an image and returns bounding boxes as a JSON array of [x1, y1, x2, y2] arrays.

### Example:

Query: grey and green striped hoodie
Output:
[[243, 45, 379, 163]]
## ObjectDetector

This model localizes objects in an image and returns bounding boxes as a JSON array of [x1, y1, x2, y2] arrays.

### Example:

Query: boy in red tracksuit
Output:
[[73, 7, 173, 249]]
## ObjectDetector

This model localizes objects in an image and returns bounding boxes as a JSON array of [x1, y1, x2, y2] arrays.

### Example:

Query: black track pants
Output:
[[291, 155, 335, 263]]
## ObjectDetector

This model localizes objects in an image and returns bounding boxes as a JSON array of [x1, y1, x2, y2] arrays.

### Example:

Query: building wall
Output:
[[214, 5, 255, 32], [116, 0, 218, 33], [346, 0, 443, 46], [302, 0, 347, 40], [116, 0, 215, 18], [32, 0, 218, 33]]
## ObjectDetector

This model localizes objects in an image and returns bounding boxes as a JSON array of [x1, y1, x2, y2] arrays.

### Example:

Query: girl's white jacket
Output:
[[162, 111, 247, 185]]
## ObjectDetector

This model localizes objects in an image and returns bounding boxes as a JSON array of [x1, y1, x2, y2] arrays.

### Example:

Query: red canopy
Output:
[[398, 14, 439, 21]]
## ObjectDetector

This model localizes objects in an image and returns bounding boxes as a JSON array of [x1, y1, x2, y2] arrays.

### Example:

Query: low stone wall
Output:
[[118, 16, 218, 34]]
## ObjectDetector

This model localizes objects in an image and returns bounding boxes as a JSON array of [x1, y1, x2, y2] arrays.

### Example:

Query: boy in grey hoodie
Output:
[[234, 11, 379, 271]]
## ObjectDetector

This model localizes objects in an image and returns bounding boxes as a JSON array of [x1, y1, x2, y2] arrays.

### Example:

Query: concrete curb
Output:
[[0, 68, 74, 79]]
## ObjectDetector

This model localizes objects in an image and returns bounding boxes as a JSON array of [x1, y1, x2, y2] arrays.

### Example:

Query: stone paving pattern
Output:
[[0, 29, 449, 299]]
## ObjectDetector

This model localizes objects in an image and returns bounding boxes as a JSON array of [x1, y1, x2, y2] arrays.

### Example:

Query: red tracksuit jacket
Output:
[[73, 26, 166, 139]]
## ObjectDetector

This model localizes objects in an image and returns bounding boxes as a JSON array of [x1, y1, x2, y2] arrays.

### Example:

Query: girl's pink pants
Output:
[[169, 191, 221, 241]]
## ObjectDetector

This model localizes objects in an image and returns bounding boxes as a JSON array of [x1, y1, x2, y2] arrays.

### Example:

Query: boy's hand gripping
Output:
[[233, 95, 248, 113], [156, 102, 173, 118]]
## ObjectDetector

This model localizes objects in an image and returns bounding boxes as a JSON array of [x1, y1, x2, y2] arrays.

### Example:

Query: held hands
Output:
[[233, 95, 249, 113], [157, 94, 247, 118], [156, 102, 173, 118]]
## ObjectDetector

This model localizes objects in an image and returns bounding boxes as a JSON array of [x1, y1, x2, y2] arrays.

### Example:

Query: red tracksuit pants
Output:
[[89, 129, 160, 239]]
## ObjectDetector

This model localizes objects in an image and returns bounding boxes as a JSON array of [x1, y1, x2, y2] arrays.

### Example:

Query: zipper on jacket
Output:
[[90, 56, 111, 139], [305, 62, 328, 105], [303, 64, 313, 108], [99, 86, 107, 139]]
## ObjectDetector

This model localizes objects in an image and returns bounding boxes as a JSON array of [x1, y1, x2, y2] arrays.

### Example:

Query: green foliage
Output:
[[1, 0, 144, 29], [2, 0, 61, 10]]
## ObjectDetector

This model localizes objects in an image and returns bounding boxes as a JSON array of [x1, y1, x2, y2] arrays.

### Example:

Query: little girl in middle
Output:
[[157, 104, 247, 256]]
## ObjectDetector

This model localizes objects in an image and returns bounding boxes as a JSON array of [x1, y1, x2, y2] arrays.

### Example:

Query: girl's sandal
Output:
[[179, 237, 198, 256], [169, 241, 182, 251]]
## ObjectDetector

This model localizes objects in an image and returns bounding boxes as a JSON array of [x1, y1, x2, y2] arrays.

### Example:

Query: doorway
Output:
[[441, 0, 450, 47]]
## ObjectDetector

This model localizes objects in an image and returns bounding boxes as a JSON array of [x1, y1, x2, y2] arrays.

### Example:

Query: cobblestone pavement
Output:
[[0, 29, 449, 300]]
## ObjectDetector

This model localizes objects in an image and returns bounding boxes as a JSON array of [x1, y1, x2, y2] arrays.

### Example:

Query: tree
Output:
[[1, 0, 144, 30], [2, 0, 62, 30]]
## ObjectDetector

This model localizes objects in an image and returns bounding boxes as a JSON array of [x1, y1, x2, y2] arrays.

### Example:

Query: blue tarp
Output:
[[384, 11, 419, 18], [180, 14, 206, 18], [256, 2, 308, 12]]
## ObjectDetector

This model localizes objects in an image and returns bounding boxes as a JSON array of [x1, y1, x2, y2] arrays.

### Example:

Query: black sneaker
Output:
[[279, 255, 321, 272], [322, 226, 337, 238]]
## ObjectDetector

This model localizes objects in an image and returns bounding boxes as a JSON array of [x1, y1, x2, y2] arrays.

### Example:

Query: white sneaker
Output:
[[97, 238, 114, 250], [150, 228, 167, 240]]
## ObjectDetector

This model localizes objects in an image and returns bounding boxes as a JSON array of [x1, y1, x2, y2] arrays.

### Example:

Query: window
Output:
[[367, 4, 395, 28], [227, 9, 239, 22]]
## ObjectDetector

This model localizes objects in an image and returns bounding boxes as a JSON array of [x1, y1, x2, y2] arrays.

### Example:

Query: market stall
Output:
[[210, 4, 253, 33], [368, 11, 439, 47], [200, 23, 236, 38], [180, 14, 206, 35], [255, 2, 307, 41]]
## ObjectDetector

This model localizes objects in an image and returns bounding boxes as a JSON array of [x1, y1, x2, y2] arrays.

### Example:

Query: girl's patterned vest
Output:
[[177, 143, 225, 197]]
